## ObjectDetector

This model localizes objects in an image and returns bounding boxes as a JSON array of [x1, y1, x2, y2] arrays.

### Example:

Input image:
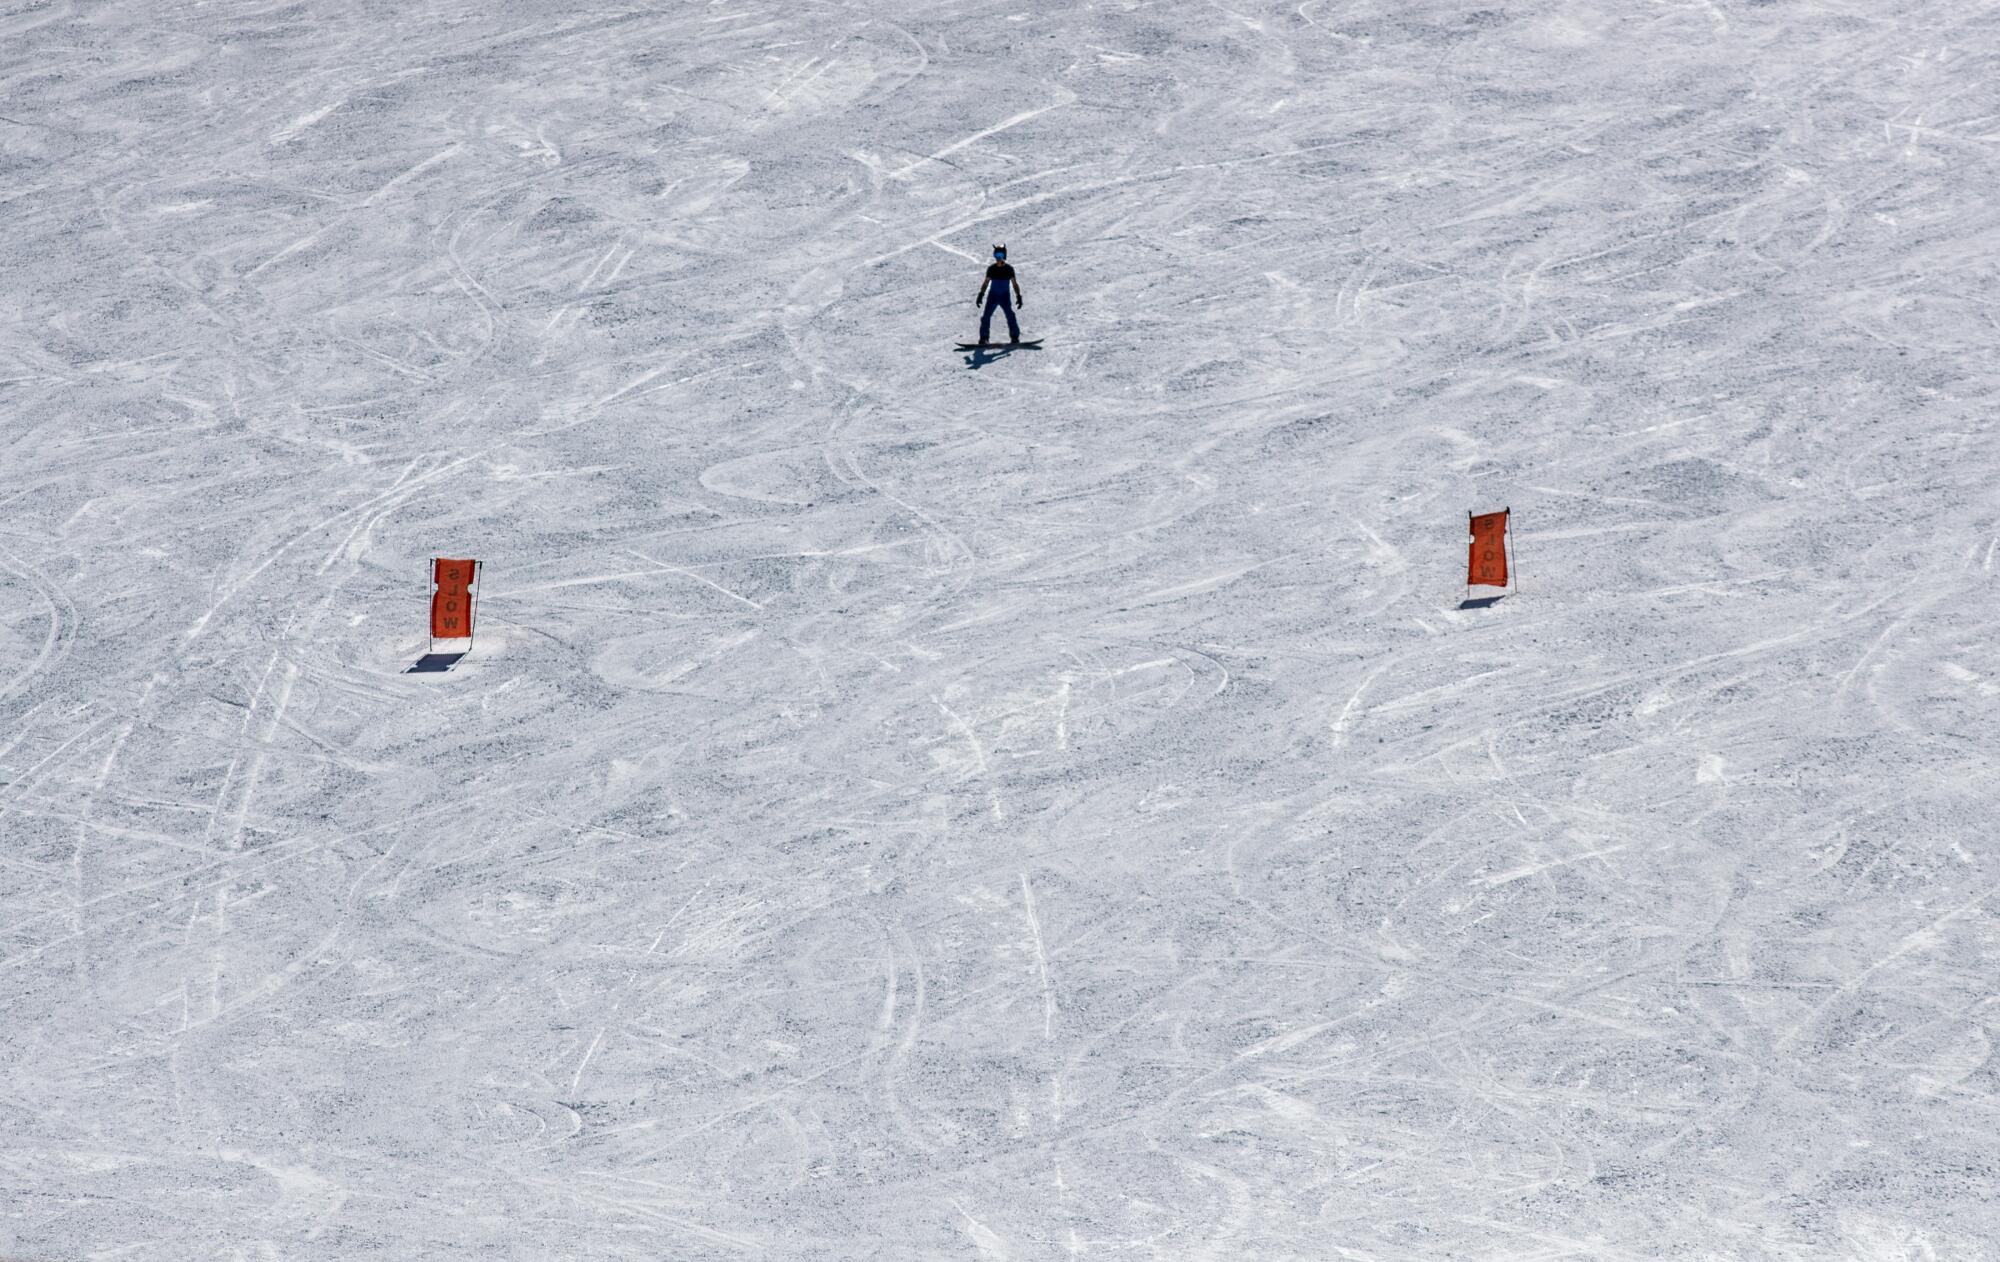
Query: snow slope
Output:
[[4, 0, 1999, 1258]]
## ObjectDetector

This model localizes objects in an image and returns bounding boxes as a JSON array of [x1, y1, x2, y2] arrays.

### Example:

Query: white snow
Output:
[[3, 0, 1998, 1258]]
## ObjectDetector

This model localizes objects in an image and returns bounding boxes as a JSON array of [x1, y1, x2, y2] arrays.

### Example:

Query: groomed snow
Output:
[[4, 0, 1998, 1258]]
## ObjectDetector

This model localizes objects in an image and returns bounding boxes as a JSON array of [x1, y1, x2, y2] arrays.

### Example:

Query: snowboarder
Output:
[[974, 245, 1023, 345]]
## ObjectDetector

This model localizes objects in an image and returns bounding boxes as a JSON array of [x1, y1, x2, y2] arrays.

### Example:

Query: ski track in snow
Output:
[[3, 1, 1999, 1258]]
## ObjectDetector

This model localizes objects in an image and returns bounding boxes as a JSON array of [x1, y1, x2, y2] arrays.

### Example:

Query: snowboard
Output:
[[955, 339, 1042, 351]]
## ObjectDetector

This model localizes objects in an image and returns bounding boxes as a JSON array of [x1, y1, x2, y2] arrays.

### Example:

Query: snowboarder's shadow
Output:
[[962, 344, 1041, 370]]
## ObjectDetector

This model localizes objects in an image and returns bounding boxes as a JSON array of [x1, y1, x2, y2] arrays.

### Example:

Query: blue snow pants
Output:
[[980, 292, 1020, 344]]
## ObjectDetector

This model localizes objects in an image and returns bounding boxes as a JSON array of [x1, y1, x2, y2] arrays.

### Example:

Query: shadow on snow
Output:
[[960, 343, 1044, 370]]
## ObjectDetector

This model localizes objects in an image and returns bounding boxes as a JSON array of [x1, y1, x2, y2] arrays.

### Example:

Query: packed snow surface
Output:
[[4, 0, 1999, 1258]]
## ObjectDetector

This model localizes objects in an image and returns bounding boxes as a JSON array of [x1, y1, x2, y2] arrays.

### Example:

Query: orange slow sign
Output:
[[1467, 511, 1508, 588], [430, 558, 478, 638]]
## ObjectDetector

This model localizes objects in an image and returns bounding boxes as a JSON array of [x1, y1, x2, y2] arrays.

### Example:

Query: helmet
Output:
[[992, 244, 1006, 259]]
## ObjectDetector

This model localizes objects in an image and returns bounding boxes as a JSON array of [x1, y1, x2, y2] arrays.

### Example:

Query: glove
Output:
[[1016, 297, 1025, 309]]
